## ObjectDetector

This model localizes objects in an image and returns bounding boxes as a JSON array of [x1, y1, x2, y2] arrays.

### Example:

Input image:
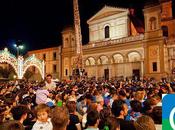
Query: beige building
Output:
[[28, 0, 175, 80], [27, 47, 61, 80]]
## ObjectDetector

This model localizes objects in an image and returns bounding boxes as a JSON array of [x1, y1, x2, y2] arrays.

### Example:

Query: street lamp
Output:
[[14, 41, 24, 57]]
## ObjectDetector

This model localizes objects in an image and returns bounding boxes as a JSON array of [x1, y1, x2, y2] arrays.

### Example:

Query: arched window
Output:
[[113, 54, 124, 63], [64, 38, 69, 47], [128, 52, 141, 62], [99, 55, 109, 65], [149, 17, 156, 30], [88, 57, 95, 65], [85, 57, 96, 66], [161, 26, 168, 37], [85, 59, 90, 66], [104, 26, 110, 38]]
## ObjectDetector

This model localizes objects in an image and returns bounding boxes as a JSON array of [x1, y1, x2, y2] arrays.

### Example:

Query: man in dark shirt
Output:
[[111, 99, 136, 130], [66, 101, 81, 130], [67, 113, 80, 130]]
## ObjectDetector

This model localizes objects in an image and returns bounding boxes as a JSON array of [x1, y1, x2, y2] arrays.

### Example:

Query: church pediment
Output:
[[87, 6, 128, 24]]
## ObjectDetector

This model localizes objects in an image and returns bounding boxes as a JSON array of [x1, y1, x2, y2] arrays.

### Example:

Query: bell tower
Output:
[[61, 27, 75, 79], [160, 0, 175, 79], [143, 2, 168, 79], [62, 27, 75, 48], [143, 2, 162, 38], [160, 0, 175, 39]]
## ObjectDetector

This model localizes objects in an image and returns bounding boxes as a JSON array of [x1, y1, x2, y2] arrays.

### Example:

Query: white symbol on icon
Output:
[[169, 107, 175, 129]]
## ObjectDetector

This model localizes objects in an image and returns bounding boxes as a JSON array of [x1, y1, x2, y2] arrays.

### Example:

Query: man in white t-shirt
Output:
[[45, 74, 56, 90]]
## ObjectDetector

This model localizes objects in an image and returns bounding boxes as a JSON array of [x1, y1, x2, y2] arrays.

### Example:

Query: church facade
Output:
[[28, 0, 175, 80]]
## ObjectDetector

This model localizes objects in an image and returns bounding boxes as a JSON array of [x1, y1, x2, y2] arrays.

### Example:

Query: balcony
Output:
[[83, 34, 144, 49]]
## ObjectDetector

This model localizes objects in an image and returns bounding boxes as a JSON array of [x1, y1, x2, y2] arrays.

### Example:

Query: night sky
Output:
[[0, 0, 166, 54]]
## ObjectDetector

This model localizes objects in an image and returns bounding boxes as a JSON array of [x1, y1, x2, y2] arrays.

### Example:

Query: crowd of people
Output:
[[0, 74, 173, 130]]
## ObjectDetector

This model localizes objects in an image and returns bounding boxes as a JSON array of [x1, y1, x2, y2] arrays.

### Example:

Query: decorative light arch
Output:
[[23, 54, 45, 79], [0, 48, 45, 79], [0, 48, 18, 75]]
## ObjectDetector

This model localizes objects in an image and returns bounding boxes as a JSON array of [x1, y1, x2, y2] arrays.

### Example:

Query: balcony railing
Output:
[[83, 34, 144, 49]]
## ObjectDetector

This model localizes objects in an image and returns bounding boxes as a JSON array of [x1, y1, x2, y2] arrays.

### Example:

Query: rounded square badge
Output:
[[162, 94, 175, 130]]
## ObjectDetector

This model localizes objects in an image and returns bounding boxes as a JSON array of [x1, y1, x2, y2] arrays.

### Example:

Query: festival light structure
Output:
[[23, 54, 45, 79], [72, 0, 84, 78], [0, 48, 45, 79], [0, 48, 18, 75]]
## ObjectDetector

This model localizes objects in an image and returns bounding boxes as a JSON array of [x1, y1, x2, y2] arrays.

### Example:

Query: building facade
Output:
[[28, 0, 175, 80], [27, 47, 61, 80]]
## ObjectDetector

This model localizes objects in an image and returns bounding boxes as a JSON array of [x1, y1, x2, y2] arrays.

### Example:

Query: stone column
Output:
[[95, 64, 98, 80], [123, 56, 128, 79], [169, 59, 173, 80], [109, 56, 112, 79], [141, 60, 144, 79]]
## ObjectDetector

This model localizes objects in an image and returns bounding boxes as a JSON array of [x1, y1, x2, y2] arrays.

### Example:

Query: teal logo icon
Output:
[[162, 94, 175, 130]]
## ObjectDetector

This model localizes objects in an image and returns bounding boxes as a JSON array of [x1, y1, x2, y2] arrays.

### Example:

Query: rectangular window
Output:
[[53, 65, 57, 73], [44, 65, 46, 74], [162, 26, 168, 37], [43, 54, 46, 60], [65, 69, 68, 76], [53, 52, 57, 60], [104, 69, 109, 80], [153, 62, 157, 72]]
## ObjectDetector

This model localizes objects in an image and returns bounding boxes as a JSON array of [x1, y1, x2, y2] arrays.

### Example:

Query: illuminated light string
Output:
[[0, 60, 18, 75], [0, 48, 45, 79], [0, 49, 18, 75], [23, 64, 43, 78]]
